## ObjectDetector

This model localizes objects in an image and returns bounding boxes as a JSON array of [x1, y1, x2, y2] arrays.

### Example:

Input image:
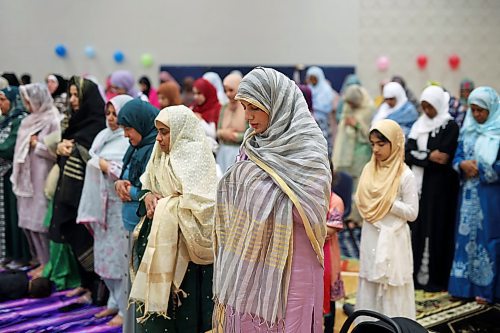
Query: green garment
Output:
[[0, 117, 30, 262], [134, 196, 213, 333], [2, 168, 30, 262], [41, 200, 81, 290], [0, 117, 23, 160]]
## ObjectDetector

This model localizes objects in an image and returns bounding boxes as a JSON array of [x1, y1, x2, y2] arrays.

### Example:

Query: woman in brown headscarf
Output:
[[216, 73, 248, 172], [157, 81, 182, 109]]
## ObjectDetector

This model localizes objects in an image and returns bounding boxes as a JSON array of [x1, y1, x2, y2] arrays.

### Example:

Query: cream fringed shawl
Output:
[[129, 105, 217, 322], [355, 119, 406, 223], [213, 67, 331, 329]]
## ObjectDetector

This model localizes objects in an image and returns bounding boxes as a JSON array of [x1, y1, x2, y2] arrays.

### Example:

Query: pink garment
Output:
[[16, 122, 59, 233], [324, 192, 345, 314], [147, 87, 160, 108], [224, 209, 324, 332]]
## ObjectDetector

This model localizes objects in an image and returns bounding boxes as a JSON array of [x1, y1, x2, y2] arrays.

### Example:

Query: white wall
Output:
[[357, 0, 500, 98], [1, 0, 499, 99], [0, 0, 359, 84]]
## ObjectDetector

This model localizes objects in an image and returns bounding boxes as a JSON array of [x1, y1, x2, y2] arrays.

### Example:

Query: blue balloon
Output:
[[84, 46, 96, 58], [55, 44, 67, 57], [113, 50, 125, 63]]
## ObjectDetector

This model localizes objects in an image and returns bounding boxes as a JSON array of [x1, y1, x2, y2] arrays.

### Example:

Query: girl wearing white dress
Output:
[[355, 119, 419, 320]]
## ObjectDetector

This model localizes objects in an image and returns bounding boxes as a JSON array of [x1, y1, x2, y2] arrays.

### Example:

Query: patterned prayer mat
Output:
[[341, 290, 495, 330], [424, 304, 500, 332]]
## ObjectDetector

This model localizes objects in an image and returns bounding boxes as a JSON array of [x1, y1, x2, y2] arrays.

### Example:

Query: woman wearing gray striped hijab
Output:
[[213, 67, 331, 332]]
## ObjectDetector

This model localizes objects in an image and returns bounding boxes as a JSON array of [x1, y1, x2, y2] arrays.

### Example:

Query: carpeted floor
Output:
[[341, 289, 500, 332], [0, 291, 122, 333]]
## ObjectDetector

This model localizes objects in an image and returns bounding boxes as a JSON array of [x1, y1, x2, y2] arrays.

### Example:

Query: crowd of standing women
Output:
[[0, 66, 498, 333]]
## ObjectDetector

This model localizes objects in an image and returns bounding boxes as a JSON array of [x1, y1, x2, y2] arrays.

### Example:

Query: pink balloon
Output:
[[376, 56, 390, 72]]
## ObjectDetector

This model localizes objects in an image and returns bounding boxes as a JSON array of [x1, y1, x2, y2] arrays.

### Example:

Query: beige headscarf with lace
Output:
[[129, 105, 217, 322], [355, 119, 407, 223]]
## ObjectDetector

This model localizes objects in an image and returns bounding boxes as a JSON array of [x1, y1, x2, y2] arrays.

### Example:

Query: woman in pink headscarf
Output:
[[12, 83, 61, 276]]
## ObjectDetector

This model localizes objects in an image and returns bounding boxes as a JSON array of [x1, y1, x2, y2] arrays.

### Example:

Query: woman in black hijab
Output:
[[49, 76, 106, 300], [46, 74, 70, 132]]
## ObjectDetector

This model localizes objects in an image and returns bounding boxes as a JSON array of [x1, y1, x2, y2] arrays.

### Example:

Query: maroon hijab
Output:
[[191, 78, 221, 123]]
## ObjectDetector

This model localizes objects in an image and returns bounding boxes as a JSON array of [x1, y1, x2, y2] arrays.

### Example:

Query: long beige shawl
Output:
[[213, 67, 331, 328], [129, 105, 217, 322]]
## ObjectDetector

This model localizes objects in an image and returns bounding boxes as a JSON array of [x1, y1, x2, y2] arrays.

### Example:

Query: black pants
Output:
[[324, 301, 336, 333]]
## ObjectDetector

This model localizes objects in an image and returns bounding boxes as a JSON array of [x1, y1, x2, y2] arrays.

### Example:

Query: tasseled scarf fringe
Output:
[[129, 288, 187, 325], [211, 298, 286, 333]]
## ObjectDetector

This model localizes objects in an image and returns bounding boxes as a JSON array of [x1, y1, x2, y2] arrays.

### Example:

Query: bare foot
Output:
[[95, 308, 118, 318], [475, 296, 488, 305], [66, 286, 86, 297], [27, 265, 44, 277], [76, 291, 92, 304], [107, 314, 123, 326], [28, 265, 45, 279]]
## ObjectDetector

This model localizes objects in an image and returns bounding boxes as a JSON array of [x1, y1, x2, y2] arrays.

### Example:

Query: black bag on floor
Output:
[[340, 309, 428, 333]]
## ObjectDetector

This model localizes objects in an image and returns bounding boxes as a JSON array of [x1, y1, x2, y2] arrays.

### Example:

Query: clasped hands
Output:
[[56, 139, 74, 156], [144, 192, 181, 219], [460, 160, 479, 179], [428, 150, 449, 165]]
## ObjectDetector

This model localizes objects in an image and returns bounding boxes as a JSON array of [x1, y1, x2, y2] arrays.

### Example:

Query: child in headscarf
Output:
[[355, 119, 419, 321], [77, 95, 132, 326]]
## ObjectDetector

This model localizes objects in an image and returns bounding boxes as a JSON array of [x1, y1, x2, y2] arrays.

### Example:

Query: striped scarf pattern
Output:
[[213, 67, 331, 328]]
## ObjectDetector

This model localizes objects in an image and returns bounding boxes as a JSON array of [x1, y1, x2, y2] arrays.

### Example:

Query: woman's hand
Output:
[[460, 160, 478, 178], [429, 150, 450, 165], [145, 192, 163, 219], [30, 135, 38, 148], [115, 180, 132, 202], [344, 116, 357, 128], [56, 139, 74, 156], [326, 226, 337, 240], [217, 128, 231, 141], [99, 159, 109, 174]]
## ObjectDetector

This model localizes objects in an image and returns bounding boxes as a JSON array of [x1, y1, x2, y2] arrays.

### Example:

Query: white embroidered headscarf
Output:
[[129, 105, 217, 322], [76, 95, 132, 226], [11, 83, 60, 197], [213, 67, 331, 328]]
